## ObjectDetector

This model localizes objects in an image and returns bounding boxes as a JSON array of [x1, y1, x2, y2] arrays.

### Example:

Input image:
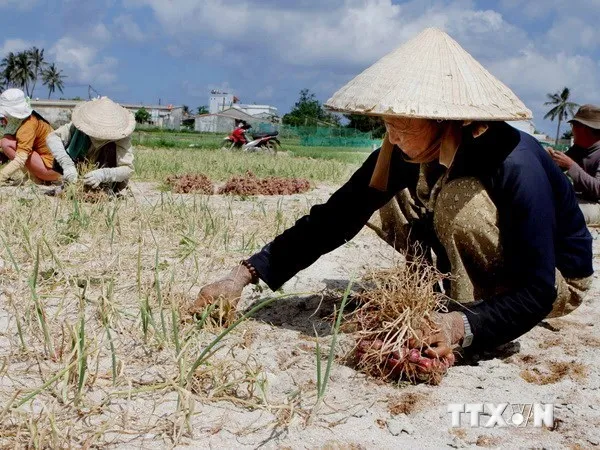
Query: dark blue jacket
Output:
[[248, 122, 593, 350]]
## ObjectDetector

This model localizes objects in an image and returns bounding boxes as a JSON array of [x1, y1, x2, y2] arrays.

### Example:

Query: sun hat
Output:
[[71, 97, 136, 140], [568, 104, 600, 130], [325, 27, 532, 121], [0, 88, 33, 119]]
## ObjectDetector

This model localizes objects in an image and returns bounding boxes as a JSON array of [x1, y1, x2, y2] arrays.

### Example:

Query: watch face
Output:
[[463, 335, 473, 348]]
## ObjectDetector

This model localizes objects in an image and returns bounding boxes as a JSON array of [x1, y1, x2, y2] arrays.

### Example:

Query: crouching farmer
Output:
[[0, 89, 61, 184], [47, 97, 135, 192], [549, 104, 600, 225], [190, 28, 594, 378]]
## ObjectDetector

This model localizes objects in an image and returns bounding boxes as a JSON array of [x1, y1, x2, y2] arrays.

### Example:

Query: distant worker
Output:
[[231, 121, 250, 145], [0, 88, 61, 184], [47, 97, 136, 192], [549, 104, 600, 224]]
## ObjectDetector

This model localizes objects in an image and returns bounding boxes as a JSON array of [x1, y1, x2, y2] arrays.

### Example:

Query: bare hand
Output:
[[356, 312, 463, 382], [188, 265, 253, 316], [549, 149, 576, 170], [357, 339, 454, 375], [409, 312, 465, 360]]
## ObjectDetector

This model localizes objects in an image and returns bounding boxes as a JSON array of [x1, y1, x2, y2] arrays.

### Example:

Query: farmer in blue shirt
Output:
[[191, 29, 593, 376]]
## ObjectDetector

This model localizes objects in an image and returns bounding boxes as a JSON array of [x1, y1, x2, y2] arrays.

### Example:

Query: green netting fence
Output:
[[272, 125, 381, 147]]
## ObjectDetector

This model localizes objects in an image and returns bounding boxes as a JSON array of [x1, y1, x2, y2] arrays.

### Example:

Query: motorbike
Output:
[[221, 129, 281, 154]]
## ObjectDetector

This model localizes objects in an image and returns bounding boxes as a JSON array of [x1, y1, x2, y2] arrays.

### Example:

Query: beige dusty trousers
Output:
[[578, 199, 600, 226], [375, 177, 591, 318]]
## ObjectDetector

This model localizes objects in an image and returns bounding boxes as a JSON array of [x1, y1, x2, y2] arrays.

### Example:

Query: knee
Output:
[[1, 135, 17, 153]]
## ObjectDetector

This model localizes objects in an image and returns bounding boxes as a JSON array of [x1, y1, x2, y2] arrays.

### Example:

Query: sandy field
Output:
[[0, 181, 599, 449]]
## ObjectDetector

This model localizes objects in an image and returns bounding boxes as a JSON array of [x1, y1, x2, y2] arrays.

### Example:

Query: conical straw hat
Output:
[[71, 97, 136, 140], [325, 28, 531, 121]]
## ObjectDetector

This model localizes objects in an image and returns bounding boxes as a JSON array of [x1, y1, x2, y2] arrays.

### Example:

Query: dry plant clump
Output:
[[475, 435, 502, 447], [166, 173, 215, 194], [218, 170, 311, 196], [520, 360, 588, 385], [69, 183, 111, 203], [343, 260, 451, 385], [387, 392, 427, 415]]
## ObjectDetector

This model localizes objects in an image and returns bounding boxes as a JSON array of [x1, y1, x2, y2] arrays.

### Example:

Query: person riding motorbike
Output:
[[230, 122, 251, 147]]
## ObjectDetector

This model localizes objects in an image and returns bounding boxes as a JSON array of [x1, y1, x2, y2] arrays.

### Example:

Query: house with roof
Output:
[[197, 90, 279, 133]]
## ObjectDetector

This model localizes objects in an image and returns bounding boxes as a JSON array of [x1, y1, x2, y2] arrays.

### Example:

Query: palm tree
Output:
[[42, 63, 66, 99], [544, 87, 579, 145], [182, 104, 190, 117], [27, 47, 46, 97], [11, 51, 35, 95], [0, 52, 18, 88], [196, 105, 208, 115]]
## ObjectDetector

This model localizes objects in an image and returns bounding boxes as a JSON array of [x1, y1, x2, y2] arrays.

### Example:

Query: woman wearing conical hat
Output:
[[190, 29, 593, 376], [0, 88, 62, 184], [47, 96, 135, 192]]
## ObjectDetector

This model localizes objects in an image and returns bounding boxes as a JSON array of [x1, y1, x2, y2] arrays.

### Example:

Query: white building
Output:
[[510, 119, 554, 144], [194, 107, 259, 133], [207, 90, 279, 121], [510, 120, 536, 135], [237, 104, 278, 118], [209, 91, 239, 114], [31, 99, 183, 129]]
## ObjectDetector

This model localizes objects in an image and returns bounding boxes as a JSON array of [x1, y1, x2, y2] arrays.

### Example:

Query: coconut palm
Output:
[[0, 52, 18, 88], [10, 51, 35, 95], [27, 47, 46, 97], [544, 87, 579, 146], [42, 63, 66, 99]]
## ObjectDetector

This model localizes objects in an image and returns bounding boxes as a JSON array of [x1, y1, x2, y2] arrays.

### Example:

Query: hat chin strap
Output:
[[369, 133, 394, 191]]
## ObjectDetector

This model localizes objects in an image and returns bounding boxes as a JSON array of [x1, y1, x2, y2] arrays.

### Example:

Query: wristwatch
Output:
[[459, 312, 474, 348]]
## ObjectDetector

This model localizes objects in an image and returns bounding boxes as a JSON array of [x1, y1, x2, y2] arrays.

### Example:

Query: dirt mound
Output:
[[166, 174, 214, 194], [218, 171, 311, 196]]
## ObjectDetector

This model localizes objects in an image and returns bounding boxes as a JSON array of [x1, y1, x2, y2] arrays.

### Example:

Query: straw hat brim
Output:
[[325, 28, 532, 122], [72, 97, 136, 140], [569, 117, 600, 130]]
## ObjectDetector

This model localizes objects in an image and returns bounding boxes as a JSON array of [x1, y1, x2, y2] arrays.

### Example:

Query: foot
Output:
[[189, 264, 254, 316]]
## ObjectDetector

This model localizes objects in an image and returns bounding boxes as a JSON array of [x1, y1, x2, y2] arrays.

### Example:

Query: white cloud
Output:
[[542, 17, 600, 53], [0, 38, 35, 55], [488, 48, 600, 127], [49, 37, 117, 85], [114, 15, 146, 43], [89, 23, 112, 45], [127, 0, 528, 68], [499, 0, 600, 20], [126, 0, 600, 133]]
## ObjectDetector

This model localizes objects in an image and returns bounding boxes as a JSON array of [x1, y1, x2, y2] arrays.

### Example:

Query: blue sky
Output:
[[1, 0, 599, 135]]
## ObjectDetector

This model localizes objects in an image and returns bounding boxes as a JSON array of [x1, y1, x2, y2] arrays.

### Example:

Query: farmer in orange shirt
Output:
[[0, 89, 60, 184]]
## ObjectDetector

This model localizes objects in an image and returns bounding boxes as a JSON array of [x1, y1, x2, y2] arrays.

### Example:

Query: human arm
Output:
[[188, 147, 419, 314], [83, 137, 134, 187], [460, 157, 559, 351], [566, 161, 600, 200], [0, 121, 35, 182], [247, 148, 417, 290], [47, 123, 78, 182]]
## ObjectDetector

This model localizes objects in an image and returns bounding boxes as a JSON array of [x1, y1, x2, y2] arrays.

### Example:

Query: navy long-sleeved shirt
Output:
[[248, 122, 593, 351]]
